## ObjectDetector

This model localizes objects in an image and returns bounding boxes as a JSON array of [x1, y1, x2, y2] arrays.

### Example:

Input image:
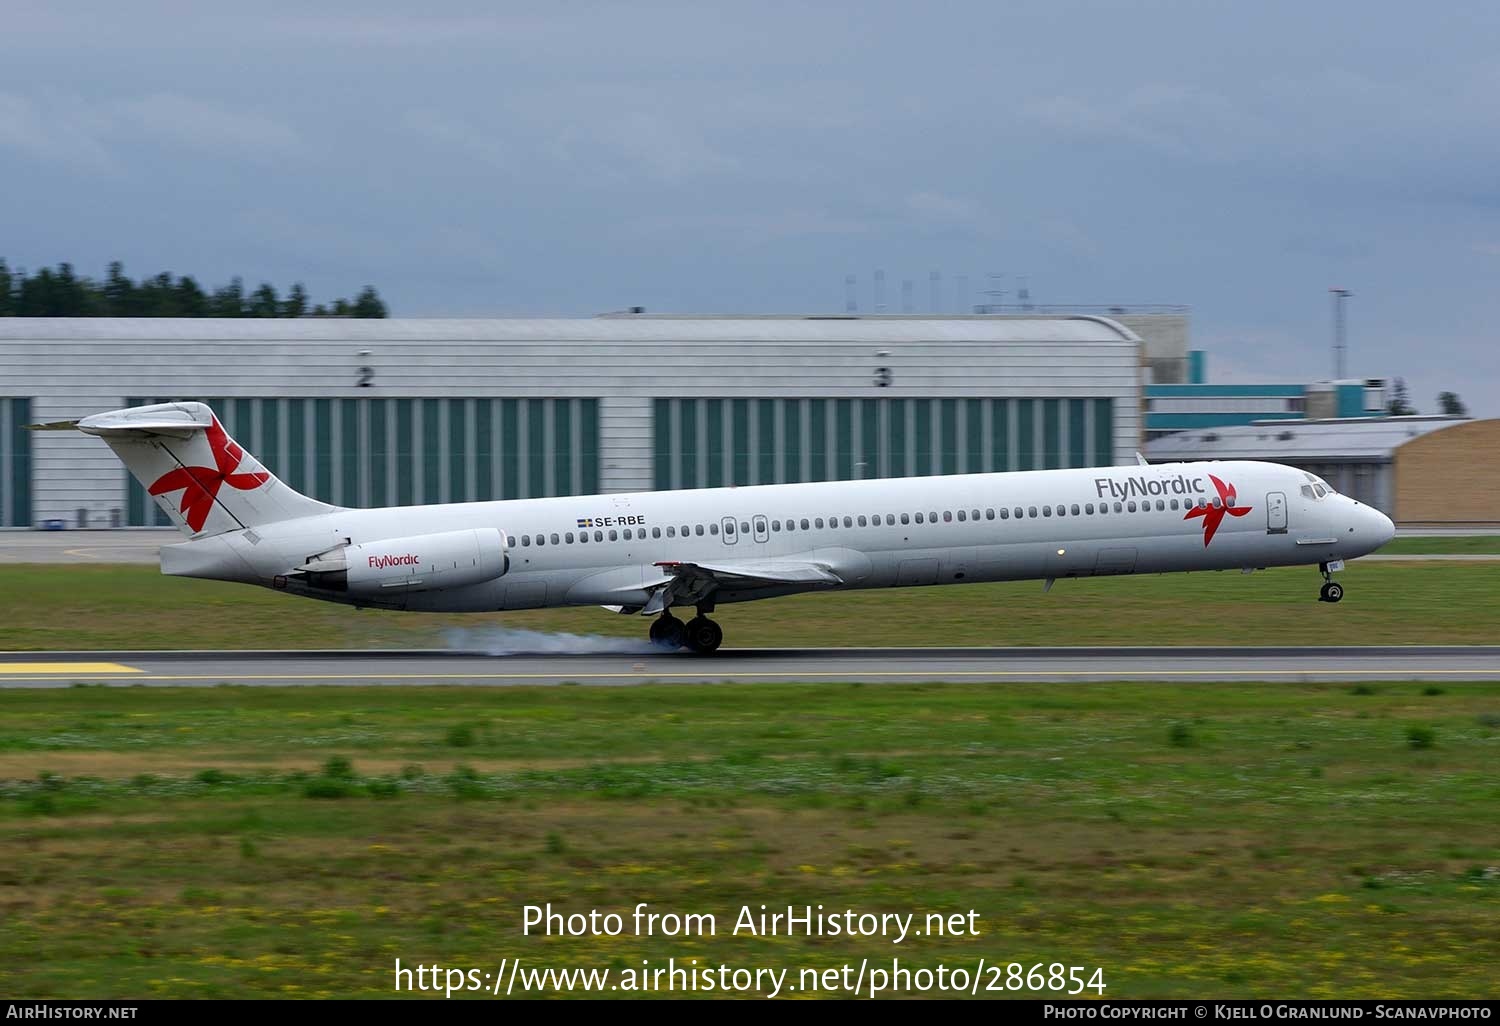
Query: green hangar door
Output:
[[653, 397, 1115, 489], [1, 398, 31, 527]]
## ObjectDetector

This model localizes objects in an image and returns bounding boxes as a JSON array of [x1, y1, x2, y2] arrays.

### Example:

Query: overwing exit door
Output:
[[752, 515, 769, 543]]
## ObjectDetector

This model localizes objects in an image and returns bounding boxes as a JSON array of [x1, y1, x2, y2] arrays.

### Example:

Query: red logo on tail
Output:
[[1183, 474, 1252, 546], [147, 417, 269, 532]]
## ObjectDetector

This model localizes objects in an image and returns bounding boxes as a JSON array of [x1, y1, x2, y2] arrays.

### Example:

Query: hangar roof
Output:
[[1145, 416, 1469, 462], [0, 315, 1138, 345]]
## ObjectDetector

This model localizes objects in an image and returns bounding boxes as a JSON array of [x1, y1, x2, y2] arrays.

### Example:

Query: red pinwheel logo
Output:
[[147, 417, 269, 532], [1183, 473, 1252, 546]]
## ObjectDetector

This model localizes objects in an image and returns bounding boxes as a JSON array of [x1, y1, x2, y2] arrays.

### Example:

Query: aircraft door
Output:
[[721, 516, 738, 545], [1266, 491, 1288, 534], [752, 515, 769, 543]]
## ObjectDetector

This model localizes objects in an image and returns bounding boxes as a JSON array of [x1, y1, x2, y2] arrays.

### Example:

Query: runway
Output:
[[3, 646, 1500, 687]]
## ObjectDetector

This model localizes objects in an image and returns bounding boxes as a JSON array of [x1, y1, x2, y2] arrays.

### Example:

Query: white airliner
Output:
[[47, 401, 1395, 653]]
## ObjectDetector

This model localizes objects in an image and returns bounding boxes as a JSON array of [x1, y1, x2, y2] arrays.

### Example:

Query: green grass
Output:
[[1, 681, 1497, 998], [1379, 537, 1500, 555], [1, 561, 1498, 651]]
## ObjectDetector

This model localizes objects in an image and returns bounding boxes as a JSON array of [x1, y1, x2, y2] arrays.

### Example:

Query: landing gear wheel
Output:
[[1320, 581, 1344, 604], [682, 616, 724, 654], [649, 615, 685, 649]]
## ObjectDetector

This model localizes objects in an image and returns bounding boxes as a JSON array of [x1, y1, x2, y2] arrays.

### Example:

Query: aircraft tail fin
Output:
[[52, 401, 336, 538]]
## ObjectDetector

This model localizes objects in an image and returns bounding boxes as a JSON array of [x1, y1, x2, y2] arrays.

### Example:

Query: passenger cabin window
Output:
[[986, 508, 995, 520], [652, 527, 661, 538], [566, 532, 575, 543], [800, 518, 810, 530], [594, 530, 603, 541], [609, 529, 618, 541], [1028, 506, 1037, 517], [900, 513, 910, 525], [579, 532, 588, 543], [842, 516, 852, 528], [1113, 502, 1123, 513], [929, 511, 938, 522], [1071, 504, 1081, 515], [1000, 508, 1009, 519], [695, 525, 704, 536], [666, 526, 675, 538], [1127, 501, 1137, 512], [709, 523, 718, 535], [944, 511, 953, 522], [857, 515, 867, 527], [1085, 503, 1094, 514], [957, 510, 966, 522], [914, 513, 924, 524], [521, 535, 531, 546]]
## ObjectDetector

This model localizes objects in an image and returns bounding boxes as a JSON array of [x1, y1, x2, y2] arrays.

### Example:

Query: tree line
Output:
[[1386, 378, 1468, 417], [0, 260, 387, 318]]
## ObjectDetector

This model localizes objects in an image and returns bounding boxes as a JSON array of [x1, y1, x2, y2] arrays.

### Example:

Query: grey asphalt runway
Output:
[[3, 646, 1499, 687]]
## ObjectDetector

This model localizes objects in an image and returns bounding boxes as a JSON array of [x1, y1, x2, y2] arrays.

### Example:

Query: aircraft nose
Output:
[[1371, 507, 1396, 548]]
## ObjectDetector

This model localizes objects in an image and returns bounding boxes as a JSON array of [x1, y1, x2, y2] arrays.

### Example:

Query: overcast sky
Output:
[[3, 2, 1496, 413]]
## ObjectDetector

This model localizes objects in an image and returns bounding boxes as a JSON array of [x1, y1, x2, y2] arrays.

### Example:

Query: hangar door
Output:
[[0, 398, 30, 527]]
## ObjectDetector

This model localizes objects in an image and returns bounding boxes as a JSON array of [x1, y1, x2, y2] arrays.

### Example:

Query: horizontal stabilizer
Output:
[[76, 404, 215, 438]]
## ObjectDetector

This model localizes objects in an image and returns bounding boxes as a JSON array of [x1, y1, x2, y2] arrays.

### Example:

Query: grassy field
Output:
[[1382, 537, 1500, 555], [1, 560, 1498, 651], [0, 681, 1496, 999]]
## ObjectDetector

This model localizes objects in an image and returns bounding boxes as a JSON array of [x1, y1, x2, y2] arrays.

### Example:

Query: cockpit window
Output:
[[1303, 472, 1335, 498]]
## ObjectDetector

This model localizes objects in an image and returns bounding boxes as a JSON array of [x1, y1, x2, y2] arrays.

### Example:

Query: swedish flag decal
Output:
[[577, 518, 593, 528]]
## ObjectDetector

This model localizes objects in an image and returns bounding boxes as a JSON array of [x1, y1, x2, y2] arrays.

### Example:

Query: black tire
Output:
[[649, 615, 685, 649], [1325, 582, 1344, 604], [683, 616, 723, 654], [1319, 582, 1331, 602]]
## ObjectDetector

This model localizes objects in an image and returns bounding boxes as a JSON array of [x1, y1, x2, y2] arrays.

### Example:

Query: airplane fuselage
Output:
[[161, 459, 1395, 615]]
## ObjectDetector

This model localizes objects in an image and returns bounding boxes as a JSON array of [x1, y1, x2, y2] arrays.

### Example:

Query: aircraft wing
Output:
[[642, 558, 843, 615]]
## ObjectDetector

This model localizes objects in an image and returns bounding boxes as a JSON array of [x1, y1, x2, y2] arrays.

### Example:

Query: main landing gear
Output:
[[1318, 562, 1344, 603], [648, 610, 723, 653]]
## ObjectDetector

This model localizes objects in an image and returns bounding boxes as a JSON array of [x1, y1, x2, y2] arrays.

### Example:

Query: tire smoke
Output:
[[442, 626, 656, 656]]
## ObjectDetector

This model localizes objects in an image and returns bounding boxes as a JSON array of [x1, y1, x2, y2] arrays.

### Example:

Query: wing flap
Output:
[[642, 557, 843, 615], [654, 559, 842, 587]]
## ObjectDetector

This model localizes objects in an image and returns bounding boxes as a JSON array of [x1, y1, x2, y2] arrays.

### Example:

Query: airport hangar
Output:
[[0, 314, 1159, 530]]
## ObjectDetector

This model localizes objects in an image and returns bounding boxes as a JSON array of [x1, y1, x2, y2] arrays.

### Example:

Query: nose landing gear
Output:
[[1318, 561, 1344, 603]]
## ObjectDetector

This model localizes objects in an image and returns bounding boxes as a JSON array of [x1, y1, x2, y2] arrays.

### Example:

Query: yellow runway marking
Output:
[[0, 663, 141, 674], [3, 668, 1496, 682]]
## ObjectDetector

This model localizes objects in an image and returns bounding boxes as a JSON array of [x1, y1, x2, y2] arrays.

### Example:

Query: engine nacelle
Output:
[[301, 528, 508, 595]]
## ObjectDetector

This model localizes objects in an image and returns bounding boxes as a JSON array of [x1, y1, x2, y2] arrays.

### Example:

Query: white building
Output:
[[0, 315, 1143, 528]]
